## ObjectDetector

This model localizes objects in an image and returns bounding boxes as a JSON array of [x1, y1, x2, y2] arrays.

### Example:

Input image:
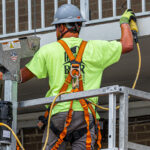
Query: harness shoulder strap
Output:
[[58, 40, 87, 93], [58, 40, 75, 61], [76, 40, 87, 63], [58, 40, 87, 63]]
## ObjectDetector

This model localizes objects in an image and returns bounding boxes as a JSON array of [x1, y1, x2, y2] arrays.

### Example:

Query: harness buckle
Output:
[[70, 64, 80, 89], [72, 76, 79, 89]]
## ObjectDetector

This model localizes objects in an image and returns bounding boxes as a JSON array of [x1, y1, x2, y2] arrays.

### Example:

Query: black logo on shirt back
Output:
[[64, 46, 85, 83]]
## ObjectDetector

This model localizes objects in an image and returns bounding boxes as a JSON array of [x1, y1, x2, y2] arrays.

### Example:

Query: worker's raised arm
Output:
[[120, 24, 133, 54], [20, 67, 35, 83], [120, 9, 136, 54]]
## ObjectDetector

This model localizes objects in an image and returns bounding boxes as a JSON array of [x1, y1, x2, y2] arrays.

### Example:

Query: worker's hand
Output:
[[37, 116, 47, 130], [37, 121, 44, 129], [0, 72, 3, 80], [120, 9, 136, 25]]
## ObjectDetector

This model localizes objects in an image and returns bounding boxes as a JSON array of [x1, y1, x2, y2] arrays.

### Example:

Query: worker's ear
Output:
[[59, 24, 66, 33]]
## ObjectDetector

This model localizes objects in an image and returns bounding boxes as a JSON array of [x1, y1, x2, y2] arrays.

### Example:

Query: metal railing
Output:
[[0, 0, 150, 39], [17, 85, 150, 150], [1, 74, 150, 149]]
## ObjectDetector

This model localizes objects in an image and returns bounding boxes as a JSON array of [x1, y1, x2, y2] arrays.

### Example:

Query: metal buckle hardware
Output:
[[70, 65, 81, 89]]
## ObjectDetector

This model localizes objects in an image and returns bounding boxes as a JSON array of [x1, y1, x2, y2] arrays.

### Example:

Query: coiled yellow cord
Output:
[[0, 123, 25, 150], [42, 91, 71, 150], [132, 43, 141, 89], [86, 99, 120, 111]]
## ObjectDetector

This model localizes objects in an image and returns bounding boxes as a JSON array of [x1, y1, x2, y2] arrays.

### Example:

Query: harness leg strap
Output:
[[79, 99, 92, 150], [51, 101, 73, 150]]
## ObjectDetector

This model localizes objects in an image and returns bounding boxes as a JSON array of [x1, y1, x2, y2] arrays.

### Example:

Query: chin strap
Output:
[[57, 30, 70, 40], [57, 23, 81, 40]]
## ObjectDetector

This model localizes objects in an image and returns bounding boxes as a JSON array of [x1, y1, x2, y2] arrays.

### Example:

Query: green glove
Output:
[[120, 9, 136, 25]]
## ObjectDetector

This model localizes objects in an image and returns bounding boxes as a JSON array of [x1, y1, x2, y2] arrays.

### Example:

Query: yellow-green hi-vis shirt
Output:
[[26, 37, 122, 118]]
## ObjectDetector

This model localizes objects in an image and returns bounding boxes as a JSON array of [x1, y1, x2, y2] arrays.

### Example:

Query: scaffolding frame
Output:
[[14, 85, 150, 150], [0, 36, 40, 150]]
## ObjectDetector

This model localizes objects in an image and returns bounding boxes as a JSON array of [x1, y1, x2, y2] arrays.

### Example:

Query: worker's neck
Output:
[[63, 32, 79, 38]]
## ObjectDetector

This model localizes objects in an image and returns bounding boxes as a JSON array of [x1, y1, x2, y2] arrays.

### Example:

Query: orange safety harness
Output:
[[43, 40, 102, 150], [16, 142, 21, 150]]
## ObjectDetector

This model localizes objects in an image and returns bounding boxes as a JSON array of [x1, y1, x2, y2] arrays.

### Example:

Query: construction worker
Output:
[[0, 4, 136, 150]]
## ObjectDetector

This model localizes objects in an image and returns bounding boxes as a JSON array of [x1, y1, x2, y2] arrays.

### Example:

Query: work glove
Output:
[[37, 115, 47, 130], [120, 9, 136, 25]]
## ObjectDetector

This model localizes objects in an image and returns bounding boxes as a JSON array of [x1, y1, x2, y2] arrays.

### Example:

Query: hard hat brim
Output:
[[52, 18, 86, 25]]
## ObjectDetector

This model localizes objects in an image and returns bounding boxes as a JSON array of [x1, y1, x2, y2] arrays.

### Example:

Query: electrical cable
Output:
[[0, 123, 25, 150], [86, 99, 120, 111], [132, 42, 141, 89], [42, 91, 71, 150]]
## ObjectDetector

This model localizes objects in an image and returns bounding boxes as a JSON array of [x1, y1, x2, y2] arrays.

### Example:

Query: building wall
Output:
[[0, 0, 150, 36], [102, 115, 150, 148], [17, 115, 150, 150]]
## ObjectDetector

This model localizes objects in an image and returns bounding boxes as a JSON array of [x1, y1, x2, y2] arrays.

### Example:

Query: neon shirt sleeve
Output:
[[92, 40, 122, 69], [25, 48, 48, 79], [102, 41, 122, 69]]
